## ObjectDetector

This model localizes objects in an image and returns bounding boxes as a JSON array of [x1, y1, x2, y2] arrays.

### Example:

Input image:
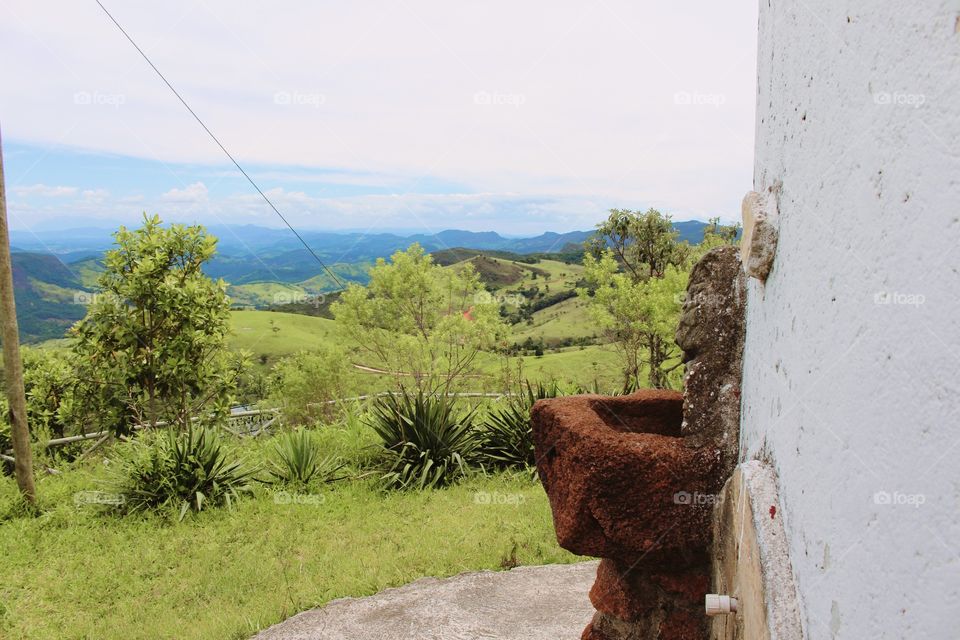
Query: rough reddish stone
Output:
[[659, 611, 707, 640], [532, 390, 718, 565], [590, 559, 659, 621], [590, 558, 710, 624], [652, 570, 711, 603], [532, 247, 747, 640], [582, 619, 613, 640]]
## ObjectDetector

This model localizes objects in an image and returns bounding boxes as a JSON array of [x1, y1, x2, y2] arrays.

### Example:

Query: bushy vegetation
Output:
[[69, 214, 246, 435], [265, 429, 345, 489], [267, 347, 352, 425], [479, 381, 560, 470], [580, 208, 739, 389], [111, 427, 254, 520], [333, 244, 505, 395], [367, 391, 479, 490]]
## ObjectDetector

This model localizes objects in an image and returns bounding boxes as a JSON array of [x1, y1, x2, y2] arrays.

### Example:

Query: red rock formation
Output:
[[532, 246, 746, 640]]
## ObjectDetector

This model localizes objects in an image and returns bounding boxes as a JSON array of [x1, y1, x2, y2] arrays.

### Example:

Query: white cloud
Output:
[[0, 0, 758, 227], [161, 182, 209, 204], [11, 183, 78, 197]]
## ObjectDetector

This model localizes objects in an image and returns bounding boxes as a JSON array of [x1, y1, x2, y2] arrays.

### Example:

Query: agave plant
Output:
[[367, 391, 478, 490], [266, 429, 346, 488], [478, 381, 560, 471], [112, 427, 254, 520]]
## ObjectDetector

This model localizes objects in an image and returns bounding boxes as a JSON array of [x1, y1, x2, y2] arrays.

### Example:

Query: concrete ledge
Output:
[[251, 561, 599, 640], [711, 461, 804, 640]]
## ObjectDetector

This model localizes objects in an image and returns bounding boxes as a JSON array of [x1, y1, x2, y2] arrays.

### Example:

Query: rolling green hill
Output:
[[10, 253, 89, 343], [227, 308, 623, 392], [228, 310, 342, 366]]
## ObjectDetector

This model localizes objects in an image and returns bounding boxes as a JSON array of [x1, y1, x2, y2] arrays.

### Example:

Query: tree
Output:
[[701, 217, 742, 250], [21, 347, 77, 441], [70, 214, 245, 434], [588, 208, 688, 279], [332, 244, 504, 395], [268, 347, 352, 425], [0, 348, 78, 460], [580, 209, 689, 389], [0, 128, 36, 501]]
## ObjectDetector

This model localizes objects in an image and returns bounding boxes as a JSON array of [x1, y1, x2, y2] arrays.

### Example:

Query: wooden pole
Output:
[[0, 124, 37, 503]]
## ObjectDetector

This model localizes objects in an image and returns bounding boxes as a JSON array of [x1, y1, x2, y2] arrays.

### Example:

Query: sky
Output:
[[0, 1, 758, 235]]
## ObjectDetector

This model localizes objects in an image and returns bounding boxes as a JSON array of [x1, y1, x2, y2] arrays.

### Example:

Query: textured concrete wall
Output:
[[742, 2, 960, 638]]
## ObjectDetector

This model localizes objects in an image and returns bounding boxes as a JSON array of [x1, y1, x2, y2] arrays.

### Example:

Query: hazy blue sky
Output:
[[1, 1, 758, 234]]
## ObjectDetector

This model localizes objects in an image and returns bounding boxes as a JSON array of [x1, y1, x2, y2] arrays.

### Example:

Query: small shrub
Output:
[[112, 427, 254, 520], [266, 429, 345, 489], [478, 381, 560, 470], [268, 348, 351, 425], [367, 392, 478, 490]]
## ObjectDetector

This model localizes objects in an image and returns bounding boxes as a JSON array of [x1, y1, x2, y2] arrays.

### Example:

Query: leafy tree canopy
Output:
[[333, 243, 504, 394], [70, 214, 244, 434]]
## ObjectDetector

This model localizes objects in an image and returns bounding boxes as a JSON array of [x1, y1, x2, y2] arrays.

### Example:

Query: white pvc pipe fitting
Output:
[[705, 594, 739, 616]]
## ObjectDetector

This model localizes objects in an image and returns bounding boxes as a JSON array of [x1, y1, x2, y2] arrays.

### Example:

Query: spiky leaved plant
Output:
[[478, 381, 560, 471], [367, 391, 478, 490], [112, 427, 254, 520], [266, 429, 345, 489]]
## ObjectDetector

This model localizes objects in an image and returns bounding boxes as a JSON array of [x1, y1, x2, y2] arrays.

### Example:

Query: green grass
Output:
[[229, 309, 623, 392], [501, 347, 624, 391], [227, 282, 309, 308], [28, 279, 83, 304], [503, 259, 583, 292], [67, 257, 105, 289], [511, 297, 597, 343], [229, 310, 344, 368], [0, 422, 576, 640], [39, 307, 623, 394]]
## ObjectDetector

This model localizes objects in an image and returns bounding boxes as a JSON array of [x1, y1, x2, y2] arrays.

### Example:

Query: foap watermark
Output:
[[873, 491, 925, 508], [474, 491, 526, 506], [673, 491, 719, 506], [474, 291, 525, 307], [74, 90, 126, 108], [674, 91, 726, 108], [274, 90, 326, 108], [272, 292, 327, 306], [473, 90, 526, 108], [674, 290, 726, 306], [873, 291, 925, 307], [73, 291, 120, 306], [73, 490, 126, 507], [873, 91, 926, 108], [273, 490, 325, 506]]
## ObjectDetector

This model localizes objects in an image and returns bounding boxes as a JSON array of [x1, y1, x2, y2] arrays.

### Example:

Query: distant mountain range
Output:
[[8, 220, 713, 342], [10, 221, 711, 262]]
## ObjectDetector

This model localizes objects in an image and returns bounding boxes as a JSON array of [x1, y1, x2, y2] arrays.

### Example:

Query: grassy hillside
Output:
[[227, 282, 310, 308], [67, 256, 104, 289], [10, 253, 88, 343], [453, 255, 528, 287], [511, 296, 597, 343], [229, 310, 342, 367], [505, 346, 624, 391], [228, 308, 621, 392]]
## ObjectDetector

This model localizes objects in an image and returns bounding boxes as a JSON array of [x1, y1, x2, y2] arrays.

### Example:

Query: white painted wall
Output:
[[742, 2, 960, 638]]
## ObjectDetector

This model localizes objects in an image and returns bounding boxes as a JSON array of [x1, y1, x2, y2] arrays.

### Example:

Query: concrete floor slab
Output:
[[251, 561, 599, 640]]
